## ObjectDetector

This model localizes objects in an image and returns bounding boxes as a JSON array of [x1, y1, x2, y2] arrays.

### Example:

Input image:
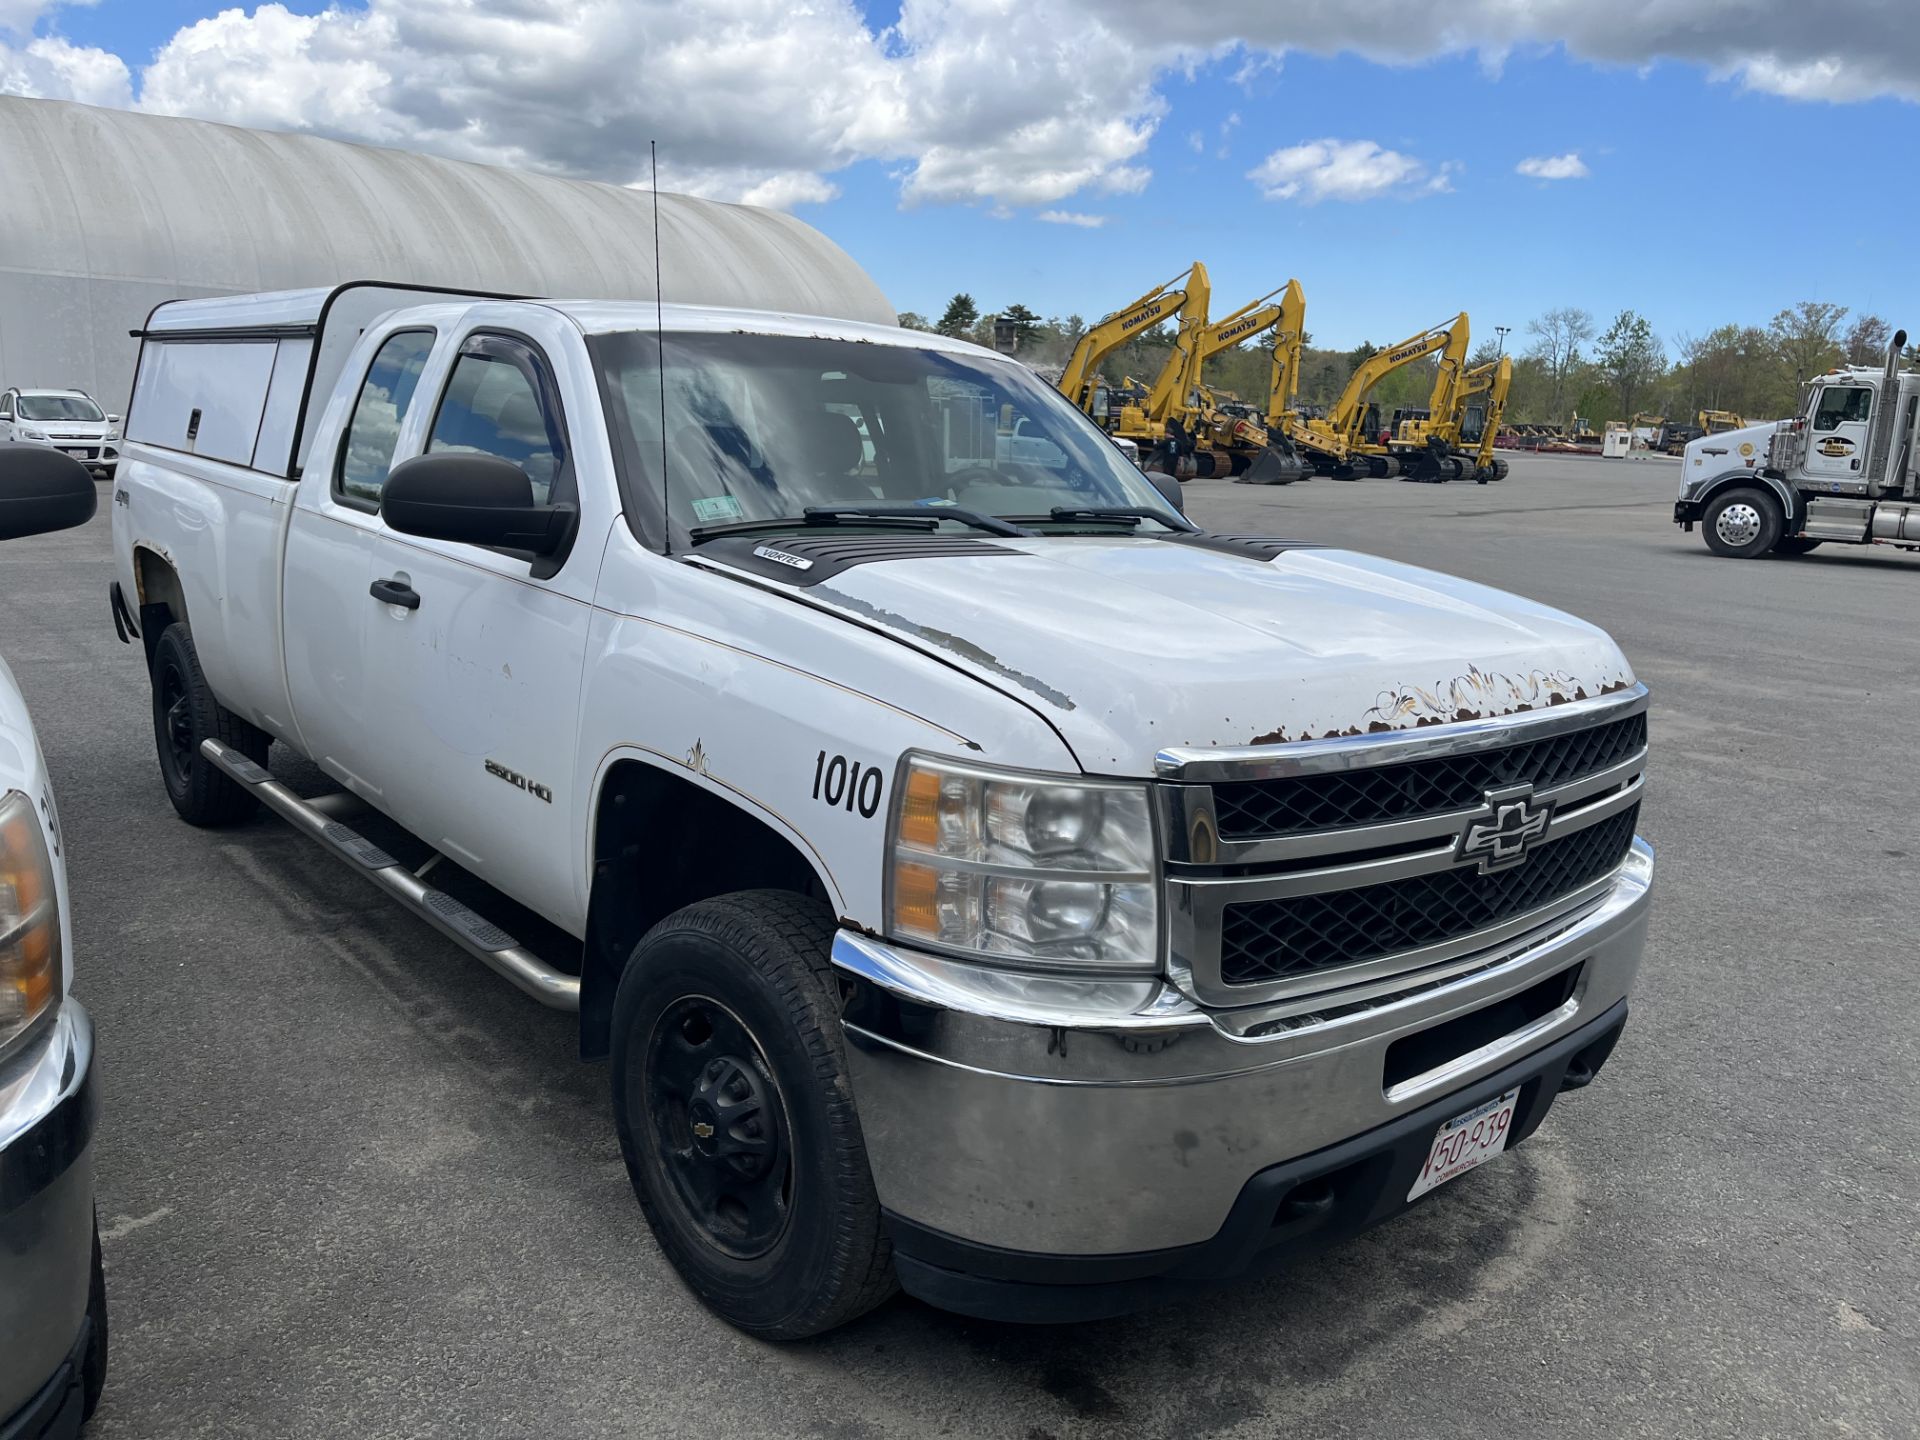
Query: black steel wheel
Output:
[[611, 891, 894, 1338], [644, 995, 795, 1260], [148, 623, 266, 826]]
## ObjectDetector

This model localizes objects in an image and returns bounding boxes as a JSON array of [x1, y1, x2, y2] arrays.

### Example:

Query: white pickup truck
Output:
[[109, 281, 1653, 1336]]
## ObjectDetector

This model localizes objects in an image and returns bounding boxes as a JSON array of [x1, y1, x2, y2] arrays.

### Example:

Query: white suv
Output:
[[0, 389, 121, 479]]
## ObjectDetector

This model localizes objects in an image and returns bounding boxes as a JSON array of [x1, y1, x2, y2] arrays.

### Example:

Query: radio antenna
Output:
[[652, 139, 671, 556]]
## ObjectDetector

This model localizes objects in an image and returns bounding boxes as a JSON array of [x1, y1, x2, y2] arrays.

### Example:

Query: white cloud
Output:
[[1517, 151, 1589, 180], [125, 0, 1164, 211], [1090, 0, 1920, 105], [0, 0, 82, 40], [1037, 209, 1107, 227], [1248, 138, 1450, 203], [0, 33, 129, 106]]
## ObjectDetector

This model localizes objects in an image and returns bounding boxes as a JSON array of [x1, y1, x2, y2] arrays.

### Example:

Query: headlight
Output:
[[887, 755, 1158, 971], [0, 791, 61, 1052], [18, 428, 48, 442]]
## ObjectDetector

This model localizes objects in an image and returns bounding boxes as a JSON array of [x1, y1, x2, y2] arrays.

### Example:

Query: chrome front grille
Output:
[[1210, 712, 1646, 840], [1157, 685, 1649, 1007], [1219, 804, 1638, 986]]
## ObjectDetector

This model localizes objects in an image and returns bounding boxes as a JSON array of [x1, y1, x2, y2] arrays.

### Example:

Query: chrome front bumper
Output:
[[0, 1005, 98, 1424], [835, 840, 1652, 1258]]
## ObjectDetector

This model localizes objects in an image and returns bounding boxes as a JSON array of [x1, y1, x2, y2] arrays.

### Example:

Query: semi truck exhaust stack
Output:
[[1863, 327, 1908, 489]]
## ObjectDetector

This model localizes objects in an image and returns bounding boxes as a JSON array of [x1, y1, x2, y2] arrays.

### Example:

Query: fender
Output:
[[1691, 468, 1801, 526], [582, 743, 847, 917]]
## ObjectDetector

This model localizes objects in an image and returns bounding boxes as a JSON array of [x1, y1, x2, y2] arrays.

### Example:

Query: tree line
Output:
[[901, 291, 1898, 429]]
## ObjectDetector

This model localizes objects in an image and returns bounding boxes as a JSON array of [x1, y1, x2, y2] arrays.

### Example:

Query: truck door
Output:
[[284, 326, 438, 799], [1804, 384, 1874, 482], [362, 331, 592, 932]]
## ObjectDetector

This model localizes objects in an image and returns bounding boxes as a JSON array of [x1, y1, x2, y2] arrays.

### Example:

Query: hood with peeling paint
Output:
[[796, 536, 1634, 774]]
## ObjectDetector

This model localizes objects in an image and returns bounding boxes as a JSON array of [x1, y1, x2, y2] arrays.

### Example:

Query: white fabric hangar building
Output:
[[0, 96, 893, 410]]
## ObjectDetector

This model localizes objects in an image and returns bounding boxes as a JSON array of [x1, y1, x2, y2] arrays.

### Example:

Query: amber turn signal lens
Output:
[[0, 792, 60, 1038], [891, 859, 941, 934], [896, 766, 943, 851]]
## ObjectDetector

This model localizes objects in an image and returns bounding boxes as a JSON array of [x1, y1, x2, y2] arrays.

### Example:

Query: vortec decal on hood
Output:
[[802, 536, 1634, 774]]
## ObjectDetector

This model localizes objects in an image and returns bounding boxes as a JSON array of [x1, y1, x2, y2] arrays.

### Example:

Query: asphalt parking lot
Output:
[[4, 451, 1914, 1438]]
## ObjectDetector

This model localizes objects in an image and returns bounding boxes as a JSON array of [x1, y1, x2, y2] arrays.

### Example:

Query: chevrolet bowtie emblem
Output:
[[1455, 784, 1554, 873], [692, 1121, 715, 1140]]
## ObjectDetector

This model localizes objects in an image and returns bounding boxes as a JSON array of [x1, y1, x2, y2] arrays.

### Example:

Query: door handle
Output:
[[370, 577, 420, 610]]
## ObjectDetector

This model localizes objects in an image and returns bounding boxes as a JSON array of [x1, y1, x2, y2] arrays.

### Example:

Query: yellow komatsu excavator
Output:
[[1451, 355, 1512, 483], [1106, 261, 1215, 470], [1384, 314, 1475, 481], [1056, 263, 1201, 426], [1283, 313, 1471, 479], [1699, 408, 1743, 434], [1186, 280, 1309, 485]]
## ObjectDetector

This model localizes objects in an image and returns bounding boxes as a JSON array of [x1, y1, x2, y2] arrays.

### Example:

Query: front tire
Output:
[[149, 623, 267, 826], [610, 891, 894, 1339], [82, 1218, 108, 1420], [1701, 486, 1783, 558]]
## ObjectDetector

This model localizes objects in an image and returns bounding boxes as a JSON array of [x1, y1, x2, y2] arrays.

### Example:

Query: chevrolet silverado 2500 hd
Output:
[[110, 282, 1653, 1336]]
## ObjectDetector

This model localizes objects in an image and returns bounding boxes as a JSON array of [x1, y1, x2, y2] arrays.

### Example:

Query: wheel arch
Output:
[[132, 544, 187, 667], [578, 755, 842, 1061], [1696, 470, 1800, 527]]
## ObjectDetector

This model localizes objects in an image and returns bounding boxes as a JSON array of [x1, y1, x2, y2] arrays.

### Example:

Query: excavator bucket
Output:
[[1235, 441, 1308, 486]]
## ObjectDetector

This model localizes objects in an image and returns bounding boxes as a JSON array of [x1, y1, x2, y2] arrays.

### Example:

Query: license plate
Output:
[[61, 448, 91, 458], [1408, 1087, 1519, 1200]]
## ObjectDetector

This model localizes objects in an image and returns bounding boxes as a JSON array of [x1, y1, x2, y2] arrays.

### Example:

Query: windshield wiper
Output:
[[1021, 506, 1202, 533], [687, 514, 930, 542], [687, 505, 1036, 544], [803, 505, 1035, 537]]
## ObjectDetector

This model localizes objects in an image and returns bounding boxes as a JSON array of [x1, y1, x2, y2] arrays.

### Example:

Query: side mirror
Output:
[[0, 448, 97, 541], [1144, 469, 1186, 516], [381, 453, 576, 560], [108, 414, 122, 425]]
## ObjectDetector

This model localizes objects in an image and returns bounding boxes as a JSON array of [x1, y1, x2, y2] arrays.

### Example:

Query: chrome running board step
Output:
[[201, 739, 581, 1011]]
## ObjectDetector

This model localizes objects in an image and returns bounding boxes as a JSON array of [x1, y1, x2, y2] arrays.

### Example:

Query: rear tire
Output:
[[1701, 486, 1783, 559], [610, 891, 894, 1339], [1773, 536, 1823, 556], [149, 623, 267, 826]]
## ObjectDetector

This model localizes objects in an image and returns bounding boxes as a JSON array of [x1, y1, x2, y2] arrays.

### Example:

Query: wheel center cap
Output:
[[688, 1098, 720, 1155]]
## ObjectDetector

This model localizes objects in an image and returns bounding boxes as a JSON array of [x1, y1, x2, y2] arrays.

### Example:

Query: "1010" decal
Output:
[[812, 750, 884, 819]]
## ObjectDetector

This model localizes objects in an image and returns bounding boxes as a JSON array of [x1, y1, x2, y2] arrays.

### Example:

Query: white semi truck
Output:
[[108, 280, 1654, 1336], [1675, 330, 1920, 557]]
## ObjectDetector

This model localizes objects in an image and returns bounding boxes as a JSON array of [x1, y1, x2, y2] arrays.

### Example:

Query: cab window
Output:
[[1813, 387, 1872, 430], [427, 341, 568, 503], [337, 329, 435, 505]]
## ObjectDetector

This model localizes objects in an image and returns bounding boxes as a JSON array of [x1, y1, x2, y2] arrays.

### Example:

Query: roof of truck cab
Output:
[[542, 300, 995, 356]]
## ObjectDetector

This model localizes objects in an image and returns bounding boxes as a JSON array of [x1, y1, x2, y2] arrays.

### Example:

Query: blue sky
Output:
[[839, 45, 1915, 349], [12, 1, 1920, 353]]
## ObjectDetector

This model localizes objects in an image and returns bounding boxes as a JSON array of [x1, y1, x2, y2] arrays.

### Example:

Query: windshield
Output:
[[590, 331, 1178, 540], [18, 393, 104, 422]]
